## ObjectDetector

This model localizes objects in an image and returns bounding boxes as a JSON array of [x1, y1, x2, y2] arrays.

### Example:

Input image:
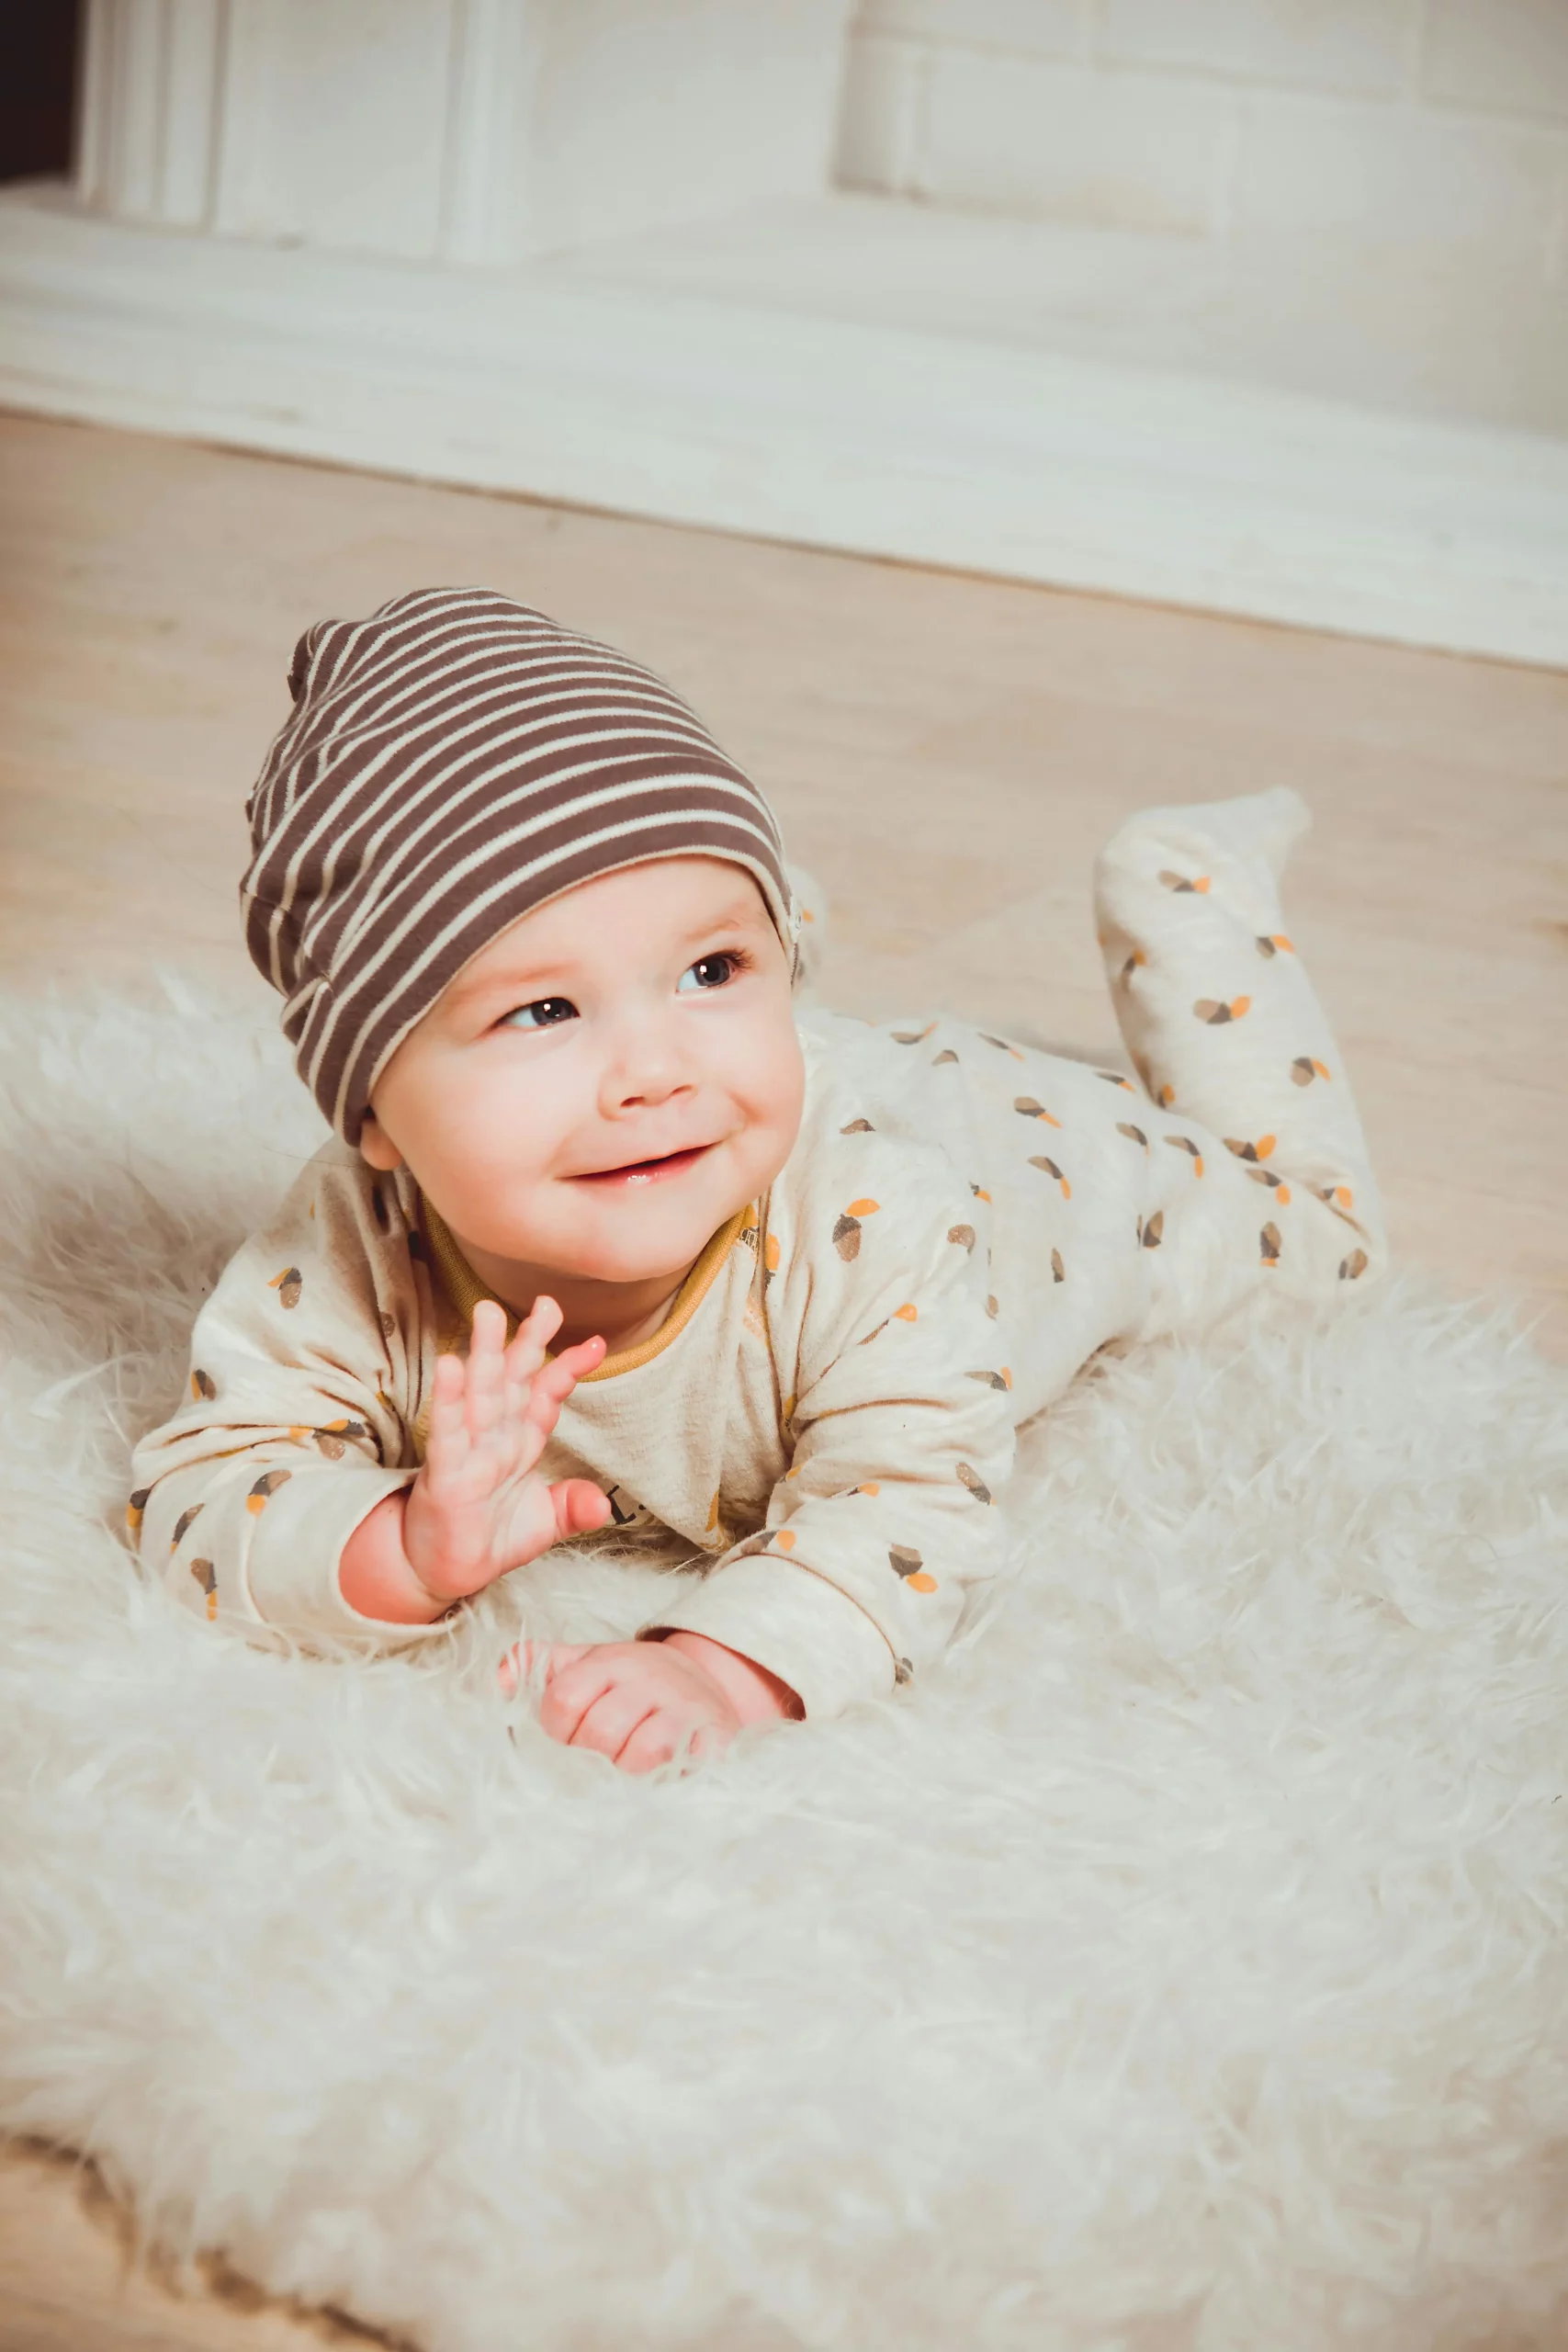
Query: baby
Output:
[[130, 587, 1385, 1771]]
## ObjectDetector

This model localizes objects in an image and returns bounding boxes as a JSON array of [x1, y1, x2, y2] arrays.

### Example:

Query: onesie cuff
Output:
[[641, 1555, 896, 1720], [243, 1462, 446, 1650]]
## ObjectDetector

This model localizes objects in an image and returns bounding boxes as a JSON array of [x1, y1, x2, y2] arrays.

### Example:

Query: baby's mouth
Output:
[[570, 1143, 715, 1190]]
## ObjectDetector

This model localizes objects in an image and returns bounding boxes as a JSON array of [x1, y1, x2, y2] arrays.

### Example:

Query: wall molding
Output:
[[2, 186, 1564, 668]]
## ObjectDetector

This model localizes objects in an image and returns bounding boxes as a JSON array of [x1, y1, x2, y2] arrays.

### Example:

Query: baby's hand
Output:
[[401, 1296, 611, 1608], [506, 1632, 802, 1774], [341, 1295, 610, 1622]]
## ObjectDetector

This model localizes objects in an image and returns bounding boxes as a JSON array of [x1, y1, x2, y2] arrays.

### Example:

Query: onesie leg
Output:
[[1094, 788, 1385, 1316]]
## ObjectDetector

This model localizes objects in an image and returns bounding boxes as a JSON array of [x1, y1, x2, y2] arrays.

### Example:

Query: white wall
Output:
[[837, 0, 1568, 284], [20, 0, 1563, 663], [75, 0, 855, 264]]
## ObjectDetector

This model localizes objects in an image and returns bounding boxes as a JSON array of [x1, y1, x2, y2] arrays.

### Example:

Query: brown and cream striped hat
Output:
[[242, 587, 798, 1144]]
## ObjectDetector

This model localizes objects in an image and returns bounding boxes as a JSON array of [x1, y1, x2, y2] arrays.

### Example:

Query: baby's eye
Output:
[[501, 997, 578, 1030], [678, 953, 741, 993]]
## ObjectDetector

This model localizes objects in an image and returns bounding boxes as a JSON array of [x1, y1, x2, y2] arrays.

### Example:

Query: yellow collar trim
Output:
[[418, 1193, 752, 1384]]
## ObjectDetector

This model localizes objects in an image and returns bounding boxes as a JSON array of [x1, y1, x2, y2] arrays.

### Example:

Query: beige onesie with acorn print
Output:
[[129, 791, 1383, 1720]]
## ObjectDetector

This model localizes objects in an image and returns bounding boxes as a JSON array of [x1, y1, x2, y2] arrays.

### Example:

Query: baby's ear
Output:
[[357, 1113, 404, 1173]]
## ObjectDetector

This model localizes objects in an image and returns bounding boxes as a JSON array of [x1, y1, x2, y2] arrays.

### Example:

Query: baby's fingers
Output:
[[525, 1333, 608, 1420], [447, 1299, 504, 1453], [499, 1336, 609, 1476], [497, 1637, 592, 1697], [422, 1352, 471, 1482], [551, 1478, 613, 1542], [502, 1294, 564, 1386], [618, 1709, 725, 1776]]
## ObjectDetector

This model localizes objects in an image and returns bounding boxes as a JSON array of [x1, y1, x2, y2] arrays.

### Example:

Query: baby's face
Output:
[[359, 857, 805, 1286]]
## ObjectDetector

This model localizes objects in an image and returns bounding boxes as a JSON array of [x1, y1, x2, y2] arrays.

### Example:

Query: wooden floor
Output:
[[1, 410, 1564, 2348]]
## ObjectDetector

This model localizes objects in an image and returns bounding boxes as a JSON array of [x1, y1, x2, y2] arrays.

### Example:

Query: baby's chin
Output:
[[477, 1180, 753, 1287]]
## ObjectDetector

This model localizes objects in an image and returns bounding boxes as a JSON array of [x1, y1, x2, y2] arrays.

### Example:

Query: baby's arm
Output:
[[130, 1153, 601, 1645], [643, 1165, 1017, 1720]]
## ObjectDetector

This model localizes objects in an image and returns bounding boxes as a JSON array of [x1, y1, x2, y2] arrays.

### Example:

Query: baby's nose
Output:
[[603, 1029, 697, 1110]]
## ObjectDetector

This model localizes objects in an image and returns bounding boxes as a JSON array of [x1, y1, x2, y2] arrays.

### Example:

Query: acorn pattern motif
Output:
[[833, 1198, 880, 1261], [268, 1266, 303, 1310], [739, 1220, 782, 1288], [246, 1468, 292, 1514], [309, 1419, 369, 1459], [889, 1545, 939, 1593], [1245, 1168, 1291, 1203], [1029, 1155, 1071, 1198]]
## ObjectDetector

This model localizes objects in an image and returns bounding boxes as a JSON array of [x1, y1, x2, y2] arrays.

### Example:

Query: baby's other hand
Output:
[[401, 1296, 611, 1607], [506, 1633, 802, 1774]]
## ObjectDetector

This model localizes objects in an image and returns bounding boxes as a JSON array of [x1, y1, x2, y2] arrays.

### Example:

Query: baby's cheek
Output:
[[736, 1014, 807, 1159]]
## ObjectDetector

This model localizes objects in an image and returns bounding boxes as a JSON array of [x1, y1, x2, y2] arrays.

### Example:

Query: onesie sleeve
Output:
[[126, 1146, 441, 1650], [645, 1131, 1016, 1719]]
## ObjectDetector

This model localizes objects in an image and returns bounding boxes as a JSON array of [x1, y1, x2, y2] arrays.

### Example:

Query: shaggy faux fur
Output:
[[3, 978, 1567, 2352]]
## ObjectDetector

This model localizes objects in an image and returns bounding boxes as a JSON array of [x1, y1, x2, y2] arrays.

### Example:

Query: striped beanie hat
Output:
[[241, 586, 798, 1144]]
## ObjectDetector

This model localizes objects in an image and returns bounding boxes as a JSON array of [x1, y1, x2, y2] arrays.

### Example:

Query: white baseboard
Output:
[[3, 186, 1565, 667]]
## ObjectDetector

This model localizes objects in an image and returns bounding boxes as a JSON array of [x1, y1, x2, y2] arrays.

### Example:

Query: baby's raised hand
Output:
[[400, 1296, 611, 1607]]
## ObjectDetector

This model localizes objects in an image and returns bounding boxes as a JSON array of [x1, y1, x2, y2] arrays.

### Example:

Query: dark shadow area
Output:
[[0, 0, 81, 184]]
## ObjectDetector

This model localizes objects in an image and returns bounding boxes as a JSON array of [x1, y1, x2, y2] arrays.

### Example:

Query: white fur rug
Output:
[[3, 978, 1568, 2352]]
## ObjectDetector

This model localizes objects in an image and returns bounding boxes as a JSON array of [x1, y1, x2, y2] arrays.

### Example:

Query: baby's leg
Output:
[[1094, 787, 1385, 1322]]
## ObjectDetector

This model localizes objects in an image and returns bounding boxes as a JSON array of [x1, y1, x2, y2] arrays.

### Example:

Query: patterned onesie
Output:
[[129, 788, 1383, 1720]]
